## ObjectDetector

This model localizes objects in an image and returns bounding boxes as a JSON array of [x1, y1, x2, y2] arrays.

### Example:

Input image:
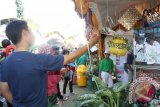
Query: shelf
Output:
[[134, 65, 160, 70]]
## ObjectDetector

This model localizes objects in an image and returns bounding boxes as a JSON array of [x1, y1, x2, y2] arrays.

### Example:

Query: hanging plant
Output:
[[15, 0, 24, 19], [108, 37, 130, 56]]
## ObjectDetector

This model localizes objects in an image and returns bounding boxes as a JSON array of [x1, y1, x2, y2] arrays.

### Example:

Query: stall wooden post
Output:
[[98, 34, 105, 77]]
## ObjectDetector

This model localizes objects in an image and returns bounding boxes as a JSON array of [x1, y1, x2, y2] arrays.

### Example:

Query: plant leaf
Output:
[[75, 94, 98, 101], [113, 82, 129, 92], [96, 89, 114, 99], [92, 75, 106, 90], [79, 99, 103, 107]]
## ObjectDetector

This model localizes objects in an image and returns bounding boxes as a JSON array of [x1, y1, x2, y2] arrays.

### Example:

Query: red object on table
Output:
[[137, 86, 156, 103]]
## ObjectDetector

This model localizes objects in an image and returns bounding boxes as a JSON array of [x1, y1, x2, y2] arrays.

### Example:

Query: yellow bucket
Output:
[[77, 65, 87, 87]]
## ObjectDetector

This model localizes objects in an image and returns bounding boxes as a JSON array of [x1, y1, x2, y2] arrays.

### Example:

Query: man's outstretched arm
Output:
[[0, 82, 13, 104], [63, 28, 100, 65]]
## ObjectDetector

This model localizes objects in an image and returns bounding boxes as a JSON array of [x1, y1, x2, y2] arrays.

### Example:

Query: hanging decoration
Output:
[[15, 0, 24, 19], [73, 0, 102, 44], [91, 13, 99, 30], [108, 37, 130, 56], [101, 0, 115, 35], [101, 27, 115, 35], [72, 0, 104, 76], [74, 0, 89, 16], [118, 7, 142, 30]]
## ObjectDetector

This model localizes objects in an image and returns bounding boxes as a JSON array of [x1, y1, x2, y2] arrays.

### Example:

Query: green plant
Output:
[[75, 94, 109, 107], [76, 75, 130, 107], [92, 75, 106, 90]]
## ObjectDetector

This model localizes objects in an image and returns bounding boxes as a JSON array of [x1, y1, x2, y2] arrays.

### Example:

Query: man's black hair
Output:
[[5, 20, 28, 45], [1, 39, 11, 48], [62, 49, 69, 55], [52, 46, 59, 51]]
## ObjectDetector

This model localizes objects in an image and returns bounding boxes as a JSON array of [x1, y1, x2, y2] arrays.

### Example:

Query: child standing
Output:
[[63, 63, 75, 96], [100, 50, 114, 88]]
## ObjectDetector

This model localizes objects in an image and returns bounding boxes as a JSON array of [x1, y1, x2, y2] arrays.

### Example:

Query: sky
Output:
[[0, 0, 17, 19], [0, 0, 86, 45]]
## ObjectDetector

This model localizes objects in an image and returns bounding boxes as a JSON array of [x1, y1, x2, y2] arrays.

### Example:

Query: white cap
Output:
[[90, 46, 97, 52], [104, 50, 110, 54]]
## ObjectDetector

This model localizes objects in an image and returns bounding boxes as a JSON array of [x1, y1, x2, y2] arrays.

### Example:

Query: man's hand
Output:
[[64, 28, 100, 65], [88, 28, 100, 47], [0, 82, 13, 104]]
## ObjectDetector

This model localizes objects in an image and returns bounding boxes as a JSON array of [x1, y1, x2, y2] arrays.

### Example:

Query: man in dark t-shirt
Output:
[[0, 20, 99, 107]]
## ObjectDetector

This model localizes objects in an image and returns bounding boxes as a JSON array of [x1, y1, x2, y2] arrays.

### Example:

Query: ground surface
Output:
[[59, 81, 93, 107]]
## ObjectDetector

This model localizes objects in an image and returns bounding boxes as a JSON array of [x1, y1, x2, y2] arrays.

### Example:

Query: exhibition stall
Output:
[[72, 0, 160, 107], [0, 0, 160, 107]]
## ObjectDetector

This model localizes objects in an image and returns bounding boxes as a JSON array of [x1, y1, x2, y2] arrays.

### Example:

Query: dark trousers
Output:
[[57, 84, 63, 100], [63, 77, 73, 94], [7, 102, 13, 107], [0, 102, 12, 107], [0, 101, 3, 107]]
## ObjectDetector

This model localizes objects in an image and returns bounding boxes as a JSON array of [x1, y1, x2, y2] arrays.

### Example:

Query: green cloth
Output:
[[100, 58, 114, 72], [76, 54, 87, 66]]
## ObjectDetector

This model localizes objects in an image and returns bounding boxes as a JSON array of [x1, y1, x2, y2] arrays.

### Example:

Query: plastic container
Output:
[[77, 65, 87, 87]]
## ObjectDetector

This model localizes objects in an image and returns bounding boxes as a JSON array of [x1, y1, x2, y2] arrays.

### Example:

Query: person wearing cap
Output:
[[62, 50, 76, 97], [62, 63, 76, 97], [100, 50, 114, 88]]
